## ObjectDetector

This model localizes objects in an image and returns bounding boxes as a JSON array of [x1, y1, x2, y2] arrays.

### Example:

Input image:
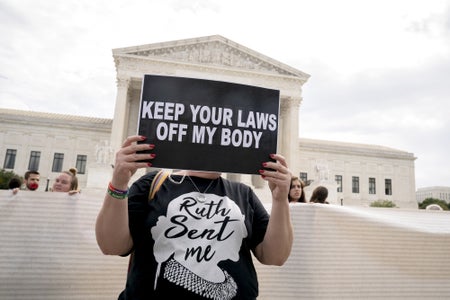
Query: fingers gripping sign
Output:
[[259, 154, 291, 202], [111, 135, 156, 189]]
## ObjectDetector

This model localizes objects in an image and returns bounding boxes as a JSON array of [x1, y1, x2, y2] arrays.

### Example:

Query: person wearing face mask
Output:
[[52, 168, 79, 195], [22, 170, 40, 191]]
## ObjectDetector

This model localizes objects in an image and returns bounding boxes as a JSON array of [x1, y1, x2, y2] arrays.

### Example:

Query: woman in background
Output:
[[288, 176, 306, 203], [309, 186, 329, 204], [52, 167, 79, 195]]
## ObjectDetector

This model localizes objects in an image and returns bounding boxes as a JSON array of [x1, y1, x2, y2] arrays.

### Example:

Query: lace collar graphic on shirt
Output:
[[163, 257, 237, 300]]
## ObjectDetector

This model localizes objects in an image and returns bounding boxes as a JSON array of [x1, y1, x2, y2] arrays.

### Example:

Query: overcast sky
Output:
[[1, 0, 449, 189]]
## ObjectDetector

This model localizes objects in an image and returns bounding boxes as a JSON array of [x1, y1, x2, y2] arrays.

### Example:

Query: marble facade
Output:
[[0, 35, 417, 208]]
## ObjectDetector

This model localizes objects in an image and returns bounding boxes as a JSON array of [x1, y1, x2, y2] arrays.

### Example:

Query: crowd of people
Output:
[[7, 168, 79, 195], [7, 166, 328, 205]]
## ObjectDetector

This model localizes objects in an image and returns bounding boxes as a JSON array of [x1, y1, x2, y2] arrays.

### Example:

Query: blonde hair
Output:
[[63, 167, 78, 191]]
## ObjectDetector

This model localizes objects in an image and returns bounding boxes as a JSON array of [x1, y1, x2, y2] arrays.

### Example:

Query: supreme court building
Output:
[[0, 35, 417, 208]]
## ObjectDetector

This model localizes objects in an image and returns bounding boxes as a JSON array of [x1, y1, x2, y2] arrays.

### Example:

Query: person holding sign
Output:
[[96, 135, 293, 300]]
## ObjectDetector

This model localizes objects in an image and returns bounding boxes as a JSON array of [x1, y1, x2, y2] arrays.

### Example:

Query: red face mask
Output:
[[28, 183, 39, 190]]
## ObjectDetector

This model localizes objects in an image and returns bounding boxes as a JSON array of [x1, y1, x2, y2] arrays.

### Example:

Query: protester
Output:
[[95, 135, 293, 299], [52, 168, 79, 195], [23, 170, 40, 191], [288, 176, 306, 203], [309, 186, 329, 204], [8, 176, 22, 195]]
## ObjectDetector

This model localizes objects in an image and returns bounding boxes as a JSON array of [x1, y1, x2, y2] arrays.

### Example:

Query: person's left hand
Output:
[[259, 154, 291, 202]]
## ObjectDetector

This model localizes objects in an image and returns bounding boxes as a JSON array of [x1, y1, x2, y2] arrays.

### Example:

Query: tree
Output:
[[419, 198, 449, 210], [370, 200, 397, 208], [0, 169, 22, 190]]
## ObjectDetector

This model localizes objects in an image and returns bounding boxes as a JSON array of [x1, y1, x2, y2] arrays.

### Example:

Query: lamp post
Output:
[[45, 178, 50, 192]]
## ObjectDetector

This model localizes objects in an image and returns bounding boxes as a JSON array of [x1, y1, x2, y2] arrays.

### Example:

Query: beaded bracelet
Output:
[[107, 182, 128, 200]]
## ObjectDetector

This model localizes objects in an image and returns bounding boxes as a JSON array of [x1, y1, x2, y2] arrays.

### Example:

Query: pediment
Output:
[[113, 35, 309, 78]]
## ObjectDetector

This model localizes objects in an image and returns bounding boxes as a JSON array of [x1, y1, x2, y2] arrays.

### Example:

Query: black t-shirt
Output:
[[118, 171, 270, 300]]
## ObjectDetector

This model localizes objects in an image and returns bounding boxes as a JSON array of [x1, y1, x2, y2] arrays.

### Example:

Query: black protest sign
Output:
[[137, 75, 280, 175]]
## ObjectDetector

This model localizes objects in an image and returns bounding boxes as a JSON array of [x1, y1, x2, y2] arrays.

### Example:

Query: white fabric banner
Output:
[[1, 191, 449, 299], [255, 203, 450, 299]]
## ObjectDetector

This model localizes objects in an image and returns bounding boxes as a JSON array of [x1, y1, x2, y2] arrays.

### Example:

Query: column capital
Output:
[[280, 96, 301, 115], [116, 76, 130, 89]]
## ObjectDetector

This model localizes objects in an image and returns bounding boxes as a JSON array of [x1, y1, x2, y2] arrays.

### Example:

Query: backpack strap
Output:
[[148, 170, 170, 201]]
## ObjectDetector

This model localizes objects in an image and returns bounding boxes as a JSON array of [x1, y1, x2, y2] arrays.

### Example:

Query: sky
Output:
[[1, 0, 449, 189]]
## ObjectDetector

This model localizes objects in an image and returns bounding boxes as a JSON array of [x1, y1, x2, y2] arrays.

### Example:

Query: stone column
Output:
[[292, 97, 303, 170], [279, 97, 301, 171], [110, 77, 130, 152]]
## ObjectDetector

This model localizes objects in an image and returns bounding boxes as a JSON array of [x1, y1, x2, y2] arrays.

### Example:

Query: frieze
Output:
[[127, 41, 299, 77], [116, 55, 304, 98]]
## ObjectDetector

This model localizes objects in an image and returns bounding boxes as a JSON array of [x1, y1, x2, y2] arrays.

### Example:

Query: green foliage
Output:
[[0, 169, 21, 190], [370, 199, 397, 208], [419, 198, 449, 210]]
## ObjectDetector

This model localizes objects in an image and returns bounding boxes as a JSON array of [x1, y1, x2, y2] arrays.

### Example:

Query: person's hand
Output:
[[68, 189, 80, 195], [111, 135, 155, 190], [259, 154, 291, 202]]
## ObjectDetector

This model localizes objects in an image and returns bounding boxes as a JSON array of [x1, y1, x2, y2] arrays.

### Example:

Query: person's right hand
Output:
[[111, 135, 155, 190]]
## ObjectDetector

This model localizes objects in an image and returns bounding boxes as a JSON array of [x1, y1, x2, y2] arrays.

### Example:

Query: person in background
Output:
[[8, 176, 22, 195], [52, 168, 79, 195], [309, 186, 329, 204], [22, 170, 40, 191], [95, 135, 293, 299], [288, 176, 306, 203]]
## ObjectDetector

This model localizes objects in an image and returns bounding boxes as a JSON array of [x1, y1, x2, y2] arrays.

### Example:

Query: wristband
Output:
[[107, 182, 128, 200]]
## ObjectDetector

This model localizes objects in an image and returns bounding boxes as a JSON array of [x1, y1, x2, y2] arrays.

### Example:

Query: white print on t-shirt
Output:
[[151, 192, 248, 297]]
